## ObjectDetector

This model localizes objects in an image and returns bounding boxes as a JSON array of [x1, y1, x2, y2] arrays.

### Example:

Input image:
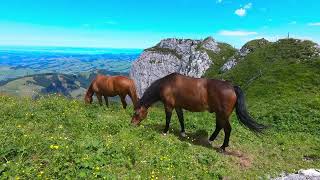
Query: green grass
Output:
[[209, 38, 320, 137], [241, 38, 271, 52], [0, 94, 319, 179]]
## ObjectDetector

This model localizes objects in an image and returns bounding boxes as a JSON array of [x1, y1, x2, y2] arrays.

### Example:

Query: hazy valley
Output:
[[0, 46, 140, 98]]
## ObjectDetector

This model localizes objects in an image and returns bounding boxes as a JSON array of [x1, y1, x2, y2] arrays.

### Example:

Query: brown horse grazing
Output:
[[85, 75, 139, 109], [131, 73, 266, 151]]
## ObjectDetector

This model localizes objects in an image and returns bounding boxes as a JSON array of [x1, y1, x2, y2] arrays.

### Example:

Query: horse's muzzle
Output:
[[131, 120, 140, 127]]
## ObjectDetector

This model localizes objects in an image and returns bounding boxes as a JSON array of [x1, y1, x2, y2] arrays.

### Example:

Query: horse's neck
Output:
[[85, 88, 94, 97], [141, 89, 160, 108]]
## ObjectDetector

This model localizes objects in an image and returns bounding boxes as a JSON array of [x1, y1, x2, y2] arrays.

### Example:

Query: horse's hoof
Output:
[[180, 132, 186, 138], [208, 139, 213, 145], [162, 132, 168, 136], [219, 146, 226, 153]]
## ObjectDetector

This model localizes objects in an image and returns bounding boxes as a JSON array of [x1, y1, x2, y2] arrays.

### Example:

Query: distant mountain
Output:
[[0, 70, 128, 99]]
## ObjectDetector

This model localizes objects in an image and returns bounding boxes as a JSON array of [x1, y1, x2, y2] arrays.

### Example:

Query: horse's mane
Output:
[[85, 82, 94, 97], [138, 77, 164, 108], [138, 73, 179, 108], [138, 79, 161, 108]]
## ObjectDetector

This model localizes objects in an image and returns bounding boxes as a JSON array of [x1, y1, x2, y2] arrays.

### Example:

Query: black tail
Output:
[[233, 86, 266, 133]]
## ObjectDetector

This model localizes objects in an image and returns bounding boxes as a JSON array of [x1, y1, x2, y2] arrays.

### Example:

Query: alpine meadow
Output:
[[1, 0, 320, 179], [1, 38, 320, 179]]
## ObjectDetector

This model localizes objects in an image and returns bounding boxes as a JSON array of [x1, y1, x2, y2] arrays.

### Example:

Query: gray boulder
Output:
[[274, 169, 320, 180]]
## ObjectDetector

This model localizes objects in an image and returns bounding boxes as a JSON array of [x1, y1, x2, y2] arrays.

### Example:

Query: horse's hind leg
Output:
[[221, 120, 232, 151], [208, 115, 223, 144], [96, 94, 103, 106], [175, 108, 186, 137], [209, 112, 232, 151], [104, 96, 109, 107], [120, 95, 127, 109]]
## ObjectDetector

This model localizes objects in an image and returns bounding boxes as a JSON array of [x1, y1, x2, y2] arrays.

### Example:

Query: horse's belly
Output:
[[176, 99, 209, 112], [98, 87, 118, 97]]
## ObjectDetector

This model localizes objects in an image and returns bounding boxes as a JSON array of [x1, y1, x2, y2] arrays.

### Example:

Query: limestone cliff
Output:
[[129, 37, 220, 97]]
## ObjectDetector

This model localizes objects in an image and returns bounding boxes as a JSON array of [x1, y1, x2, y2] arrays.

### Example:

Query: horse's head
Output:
[[131, 106, 148, 126], [84, 93, 93, 104]]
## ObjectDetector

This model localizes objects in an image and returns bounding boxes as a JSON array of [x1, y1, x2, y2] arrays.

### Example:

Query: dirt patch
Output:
[[211, 147, 253, 168], [303, 154, 320, 162]]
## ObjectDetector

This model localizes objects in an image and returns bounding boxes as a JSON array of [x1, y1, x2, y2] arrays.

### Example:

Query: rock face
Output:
[[221, 38, 270, 72], [221, 57, 238, 72], [314, 44, 320, 56], [274, 169, 320, 180], [130, 37, 219, 97]]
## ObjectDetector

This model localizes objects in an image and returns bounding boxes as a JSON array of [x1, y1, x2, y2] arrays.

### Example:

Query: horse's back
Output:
[[159, 74, 208, 111], [159, 73, 236, 113], [112, 76, 134, 89], [91, 75, 134, 96]]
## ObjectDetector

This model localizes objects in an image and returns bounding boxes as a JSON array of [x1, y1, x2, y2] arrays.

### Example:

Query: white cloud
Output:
[[219, 30, 258, 36], [289, 21, 297, 25], [216, 0, 223, 3], [308, 22, 320, 26], [244, 3, 252, 9], [235, 3, 252, 17], [235, 8, 246, 16]]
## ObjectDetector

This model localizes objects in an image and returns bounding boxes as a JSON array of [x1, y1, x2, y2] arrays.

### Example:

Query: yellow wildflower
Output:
[[37, 173, 42, 177], [50, 145, 59, 150]]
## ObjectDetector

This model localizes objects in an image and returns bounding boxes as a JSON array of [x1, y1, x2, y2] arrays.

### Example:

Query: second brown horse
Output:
[[131, 73, 266, 151], [85, 75, 138, 109]]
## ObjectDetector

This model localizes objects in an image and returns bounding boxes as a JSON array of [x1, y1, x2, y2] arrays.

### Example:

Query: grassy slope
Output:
[[203, 42, 237, 77], [1, 96, 319, 179], [0, 70, 128, 99], [215, 39, 320, 135], [1, 38, 320, 179], [0, 77, 43, 97]]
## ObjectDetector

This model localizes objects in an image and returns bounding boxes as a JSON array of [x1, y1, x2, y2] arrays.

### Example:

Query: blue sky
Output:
[[0, 0, 319, 48]]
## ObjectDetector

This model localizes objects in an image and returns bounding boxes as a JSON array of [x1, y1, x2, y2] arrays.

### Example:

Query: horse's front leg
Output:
[[163, 106, 173, 135], [120, 95, 127, 109], [104, 96, 109, 107], [96, 94, 103, 106], [175, 108, 186, 137]]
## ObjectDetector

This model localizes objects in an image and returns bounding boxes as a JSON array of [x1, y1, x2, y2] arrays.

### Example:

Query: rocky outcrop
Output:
[[130, 37, 220, 97], [221, 38, 320, 73], [314, 44, 320, 56], [221, 38, 270, 72], [274, 169, 320, 180], [221, 57, 238, 72]]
